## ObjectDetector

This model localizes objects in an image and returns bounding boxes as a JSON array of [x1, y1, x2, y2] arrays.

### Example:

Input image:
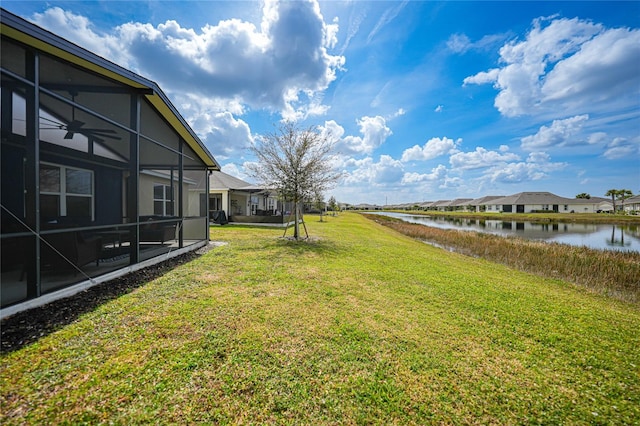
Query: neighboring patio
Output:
[[208, 171, 296, 226]]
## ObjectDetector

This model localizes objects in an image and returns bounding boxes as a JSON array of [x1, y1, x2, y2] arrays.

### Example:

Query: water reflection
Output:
[[373, 212, 640, 252]]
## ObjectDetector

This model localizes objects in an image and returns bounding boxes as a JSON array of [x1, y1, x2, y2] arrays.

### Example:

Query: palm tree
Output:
[[617, 189, 633, 212], [605, 189, 619, 212], [575, 193, 591, 199]]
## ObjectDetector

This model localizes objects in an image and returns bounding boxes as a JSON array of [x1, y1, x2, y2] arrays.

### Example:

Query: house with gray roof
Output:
[[487, 192, 571, 213], [467, 196, 505, 212], [428, 200, 451, 211], [208, 171, 293, 224], [623, 195, 640, 213], [564, 197, 613, 213], [486, 192, 613, 213], [448, 198, 474, 211]]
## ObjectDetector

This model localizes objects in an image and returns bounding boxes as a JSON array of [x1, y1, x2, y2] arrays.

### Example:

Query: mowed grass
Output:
[[1, 213, 639, 424]]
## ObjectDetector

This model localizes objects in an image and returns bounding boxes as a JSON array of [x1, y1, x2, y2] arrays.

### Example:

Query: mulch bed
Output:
[[1, 243, 216, 354]]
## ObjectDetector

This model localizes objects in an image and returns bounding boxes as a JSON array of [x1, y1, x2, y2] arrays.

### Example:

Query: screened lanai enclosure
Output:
[[0, 9, 219, 314]]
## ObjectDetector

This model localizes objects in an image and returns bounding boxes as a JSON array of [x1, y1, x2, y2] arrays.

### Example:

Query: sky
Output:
[[4, 0, 639, 205]]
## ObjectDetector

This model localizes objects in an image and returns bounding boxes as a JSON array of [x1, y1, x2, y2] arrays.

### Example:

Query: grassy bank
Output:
[[385, 209, 640, 225], [365, 214, 640, 304], [2, 213, 639, 424]]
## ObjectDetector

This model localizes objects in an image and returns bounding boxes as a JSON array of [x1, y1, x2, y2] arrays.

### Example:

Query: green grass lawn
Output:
[[2, 213, 639, 424]]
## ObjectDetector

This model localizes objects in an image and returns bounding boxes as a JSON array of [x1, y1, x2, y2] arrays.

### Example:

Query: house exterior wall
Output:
[[624, 202, 640, 213], [564, 202, 612, 213], [485, 200, 613, 213], [0, 10, 218, 316], [138, 173, 190, 217]]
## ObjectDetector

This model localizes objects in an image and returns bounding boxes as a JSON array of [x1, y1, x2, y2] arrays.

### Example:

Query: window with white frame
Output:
[[40, 162, 94, 220], [153, 183, 174, 216]]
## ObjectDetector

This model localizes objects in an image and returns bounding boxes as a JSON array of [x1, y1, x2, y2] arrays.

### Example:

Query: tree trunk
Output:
[[293, 199, 300, 240]]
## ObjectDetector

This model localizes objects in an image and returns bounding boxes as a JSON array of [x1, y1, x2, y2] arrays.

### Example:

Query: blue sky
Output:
[[4, 0, 639, 205]]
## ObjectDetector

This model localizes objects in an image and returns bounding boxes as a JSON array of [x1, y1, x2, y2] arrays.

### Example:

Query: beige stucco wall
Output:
[[139, 172, 190, 216]]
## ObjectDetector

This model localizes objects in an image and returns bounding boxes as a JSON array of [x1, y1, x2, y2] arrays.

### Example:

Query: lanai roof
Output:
[[1, 8, 220, 170]]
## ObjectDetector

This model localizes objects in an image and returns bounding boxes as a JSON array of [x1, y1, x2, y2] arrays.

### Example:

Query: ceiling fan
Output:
[[40, 93, 121, 142], [61, 118, 120, 141]]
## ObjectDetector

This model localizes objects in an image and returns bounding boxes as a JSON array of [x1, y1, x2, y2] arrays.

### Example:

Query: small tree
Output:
[[312, 191, 326, 222], [575, 193, 591, 199], [246, 122, 341, 239], [327, 196, 338, 216]]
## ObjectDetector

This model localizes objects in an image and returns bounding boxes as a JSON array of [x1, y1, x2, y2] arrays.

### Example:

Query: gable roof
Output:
[[1, 8, 220, 170], [489, 192, 569, 205], [209, 171, 257, 190], [569, 196, 612, 205], [449, 198, 473, 206], [468, 195, 505, 205]]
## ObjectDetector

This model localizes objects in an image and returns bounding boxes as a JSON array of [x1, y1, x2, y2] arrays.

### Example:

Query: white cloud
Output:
[[603, 137, 640, 160], [391, 108, 406, 119], [588, 132, 608, 145], [449, 146, 520, 170], [447, 33, 507, 54], [401, 137, 461, 162], [31, 7, 121, 60], [188, 111, 254, 161], [541, 27, 640, 109], [434, 105, 443, 113], [463, 68, 499, 86], [367, 0, 409, 44], [485, 152, 566, 183], [319, 120, 345, 144], [221, 162, 252, 182], [464, 16, 640, 118], [447, 33, 471, 53], [342, 155, 404, 186], [331, 116, 392, 155], [31, 1, 345, 118], [520, 115, 589, 150], [401, 165, 447, 184]]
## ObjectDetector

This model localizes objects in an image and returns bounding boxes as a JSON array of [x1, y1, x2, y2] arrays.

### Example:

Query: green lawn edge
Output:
[[2, 213, 639, 424], [382, 209, 640, 225]]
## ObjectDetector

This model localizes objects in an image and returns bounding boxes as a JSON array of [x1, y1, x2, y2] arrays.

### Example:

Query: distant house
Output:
[[468, 196, 505, 212], [448, 198, 474, 211], [487, 192, 571, 213], [564, 197, 613, 213], [623, 195, 640, 213], [418, 201, 435, 210], [429, 200, 451, 211], [485, 192, 614, 213], [353, 203, 383, 211], [208, 171, 293, 224], [1, 10, 219, 316]]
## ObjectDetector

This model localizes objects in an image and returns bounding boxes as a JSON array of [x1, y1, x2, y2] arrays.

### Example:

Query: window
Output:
[[40, 163, 94, 220], [153, 183, 174, 216]]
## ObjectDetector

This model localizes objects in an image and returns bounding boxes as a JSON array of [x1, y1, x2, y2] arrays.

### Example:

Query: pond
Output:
[[371, 212, 640, 252]]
